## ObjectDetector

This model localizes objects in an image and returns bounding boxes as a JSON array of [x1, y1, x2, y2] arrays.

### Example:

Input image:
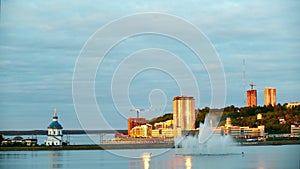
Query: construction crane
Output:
[[129, 107, 162, 118], [250, 83, 256, 90], [129, 108, 147, 118]]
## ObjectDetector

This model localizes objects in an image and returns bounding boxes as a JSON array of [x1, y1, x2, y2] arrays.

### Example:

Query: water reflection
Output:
[[185, 156, 192, 169], [142, 152, 151, 169], [48, 151, 63, 168]]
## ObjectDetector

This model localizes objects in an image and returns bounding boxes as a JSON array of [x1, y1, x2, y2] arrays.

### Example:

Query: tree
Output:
[[0, 135, 3, 144]]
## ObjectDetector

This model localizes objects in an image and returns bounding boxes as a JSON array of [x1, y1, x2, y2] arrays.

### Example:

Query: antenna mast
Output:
[[243, 59, 246, 105]]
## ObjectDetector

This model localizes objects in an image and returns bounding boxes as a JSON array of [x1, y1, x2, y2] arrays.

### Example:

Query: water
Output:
[[0, 145, 299, 169], [175, 134, 236, 155]]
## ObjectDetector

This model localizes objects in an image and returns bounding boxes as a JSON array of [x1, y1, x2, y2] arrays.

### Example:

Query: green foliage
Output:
[[195, 107, 210, 128], [218, 104, 300, 134], [148, 113, 173, 125], [149, 104, 300, 134], [0, 135, 3, 143]]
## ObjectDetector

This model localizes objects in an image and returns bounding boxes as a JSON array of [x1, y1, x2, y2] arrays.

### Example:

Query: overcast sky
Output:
[[1, 1, 299, 130]]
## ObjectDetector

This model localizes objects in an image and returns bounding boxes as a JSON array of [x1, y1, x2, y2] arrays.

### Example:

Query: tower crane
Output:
[[129, 108, 145, 118], [250, 83, 256, 90], [129, 107, 162, 118]]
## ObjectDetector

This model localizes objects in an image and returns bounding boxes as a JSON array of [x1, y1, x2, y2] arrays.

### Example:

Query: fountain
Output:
[[175, 113, 237, 155]]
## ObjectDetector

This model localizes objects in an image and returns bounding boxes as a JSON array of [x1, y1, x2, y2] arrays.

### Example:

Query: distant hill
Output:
[[148, 104, 300, 134], [0, 130, 128, 135]]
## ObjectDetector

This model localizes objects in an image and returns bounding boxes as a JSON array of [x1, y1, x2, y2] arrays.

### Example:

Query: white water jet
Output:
[[175, 128, 236, 155], [175, 113, 237, 155]]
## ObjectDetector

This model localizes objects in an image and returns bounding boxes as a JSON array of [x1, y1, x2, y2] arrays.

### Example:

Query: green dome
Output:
[[48, 118, 63, 129]]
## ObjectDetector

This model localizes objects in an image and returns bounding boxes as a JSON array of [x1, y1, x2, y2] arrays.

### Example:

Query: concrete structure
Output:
[[173, 96, 195, 132], [25, 139, 38, 146], [257, 113, 262, 120], [152, 120, 175, 138], [151, 128, 175, 138], [12, 136, 23, 143], [221, 126, 265, 138], [246, 90, 257, 107], [225, 117, 232, 129], [46, 108, 63, 146], [264, 88, 276, 106], [127, 118, 146, 137], [130, 124, 152, 138], [153, 120, 173, 130], [219, 117, 265, 138], [291, 125, 300, 137], [286, 102, 300, 109], [1, 137, 37, 146]]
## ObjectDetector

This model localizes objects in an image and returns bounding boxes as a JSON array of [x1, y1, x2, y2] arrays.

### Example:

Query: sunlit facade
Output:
[[173, 96, 195, 132], [286, 102, 300, 109], [246, 89, 257, 107], [264, 88, 276, 106], [130, 124, 152, 138], [128, 118, 146, 137], [218, 117, 265, 138]]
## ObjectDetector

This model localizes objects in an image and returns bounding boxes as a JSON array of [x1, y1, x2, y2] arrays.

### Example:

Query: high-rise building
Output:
[[173, 96, 195, 130], [246, 90, 257, 107], [264, 88, 276, 106]]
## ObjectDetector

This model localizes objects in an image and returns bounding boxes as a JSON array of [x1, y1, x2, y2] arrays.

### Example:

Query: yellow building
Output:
[[152, 120, 175, 138], [286, 102, 300, 109], [127, 118, 146, 137], [153, 120, 173, 129], [173, 96, 195, 131], [151, 128, 175, 138], [257, 113, 262, 120], [264, 88, 276, 106], [130, 124, 152, 138]]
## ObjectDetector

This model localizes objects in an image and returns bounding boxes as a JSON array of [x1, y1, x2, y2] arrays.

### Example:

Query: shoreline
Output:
[[0, 140, 299, 151], [239, 140, 300, 146], [0, 143, 174, 151]]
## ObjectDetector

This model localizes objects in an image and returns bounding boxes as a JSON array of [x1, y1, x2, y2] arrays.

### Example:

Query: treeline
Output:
[[148, 113, 173, 126], [0, 130, 128, 136], [215, 104, 300, 134], [148, 104, 300, 134]]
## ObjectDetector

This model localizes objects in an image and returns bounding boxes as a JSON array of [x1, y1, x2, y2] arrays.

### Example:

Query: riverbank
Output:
[[240, 139, 300, 146], [1, 140, 299, 151], [0, 143, 174, 151]]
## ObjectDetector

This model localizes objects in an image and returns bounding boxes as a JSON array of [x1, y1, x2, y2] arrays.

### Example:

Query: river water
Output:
[[0, 145, 299, 169]]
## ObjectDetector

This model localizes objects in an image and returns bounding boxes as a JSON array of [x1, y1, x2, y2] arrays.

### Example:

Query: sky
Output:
[[1, 0, 299, 130]]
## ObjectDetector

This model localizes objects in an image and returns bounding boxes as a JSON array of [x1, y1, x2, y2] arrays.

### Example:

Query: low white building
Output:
[[291, 125, 300, 137], [46, 108, 63, 146], [286, 102, 300, 109]]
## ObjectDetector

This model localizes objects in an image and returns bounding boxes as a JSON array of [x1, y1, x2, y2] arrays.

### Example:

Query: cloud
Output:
[[0, 0, 299, 129]]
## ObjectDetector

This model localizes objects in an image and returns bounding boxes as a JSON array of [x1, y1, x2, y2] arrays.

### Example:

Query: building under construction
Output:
[[246, 84, 257, 107]]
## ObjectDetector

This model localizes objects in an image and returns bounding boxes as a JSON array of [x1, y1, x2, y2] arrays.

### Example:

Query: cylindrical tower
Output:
[[173, 96, 195, 131]]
